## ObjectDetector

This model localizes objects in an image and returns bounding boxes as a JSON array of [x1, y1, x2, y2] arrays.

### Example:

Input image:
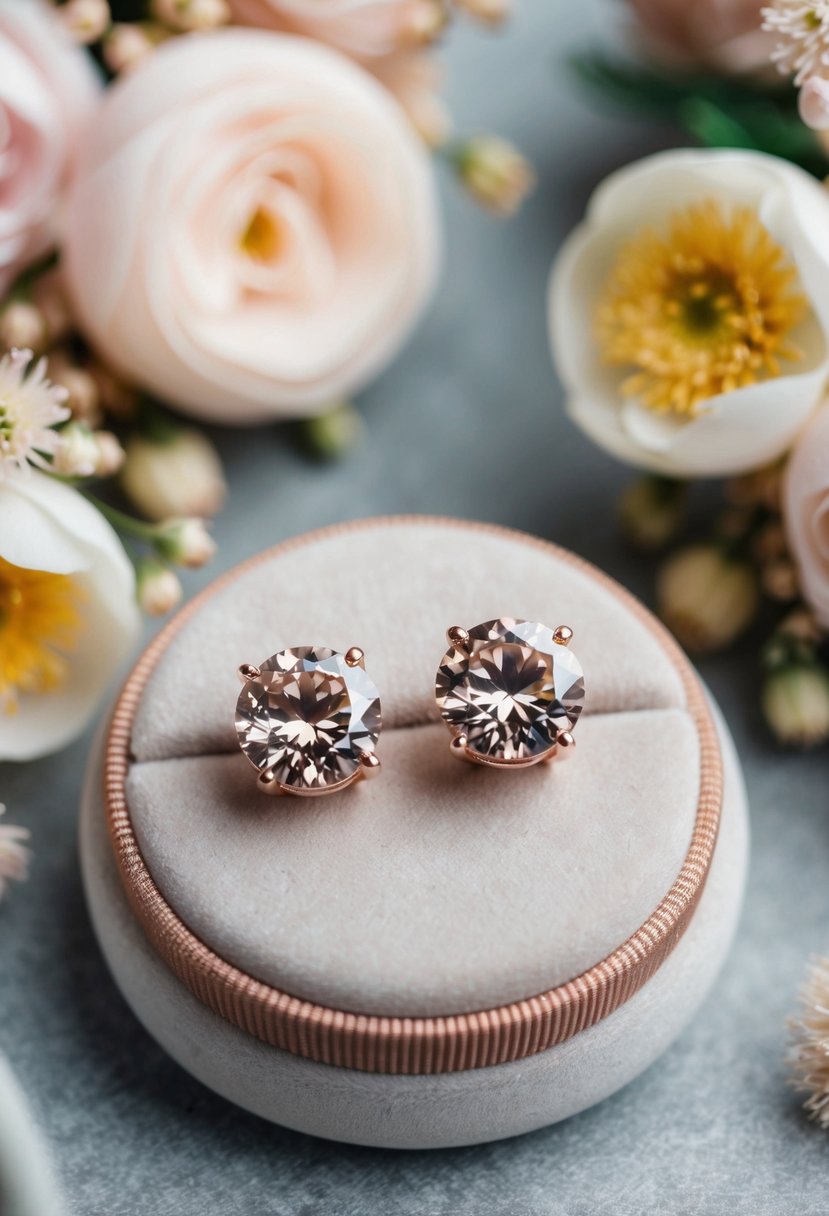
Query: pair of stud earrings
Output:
[[234, 616, 586, 798]]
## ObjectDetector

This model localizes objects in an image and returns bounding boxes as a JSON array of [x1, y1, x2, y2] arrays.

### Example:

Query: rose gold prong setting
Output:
[[238, 663, 261, 683], [256, 766, 283, 795], [358, 751, 381, 779], [345, 646, 365, 668], [553, 625, 573, 647], [450, 732, 470, 758], [447, 626, 471, 652]]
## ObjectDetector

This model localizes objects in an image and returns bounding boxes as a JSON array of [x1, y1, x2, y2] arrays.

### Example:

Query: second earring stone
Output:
[[434, 618, 585, 768]]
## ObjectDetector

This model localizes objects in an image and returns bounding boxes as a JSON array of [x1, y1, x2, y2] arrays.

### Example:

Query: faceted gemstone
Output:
[[435, 618, 585, 763], [235, 646, 382, 792]]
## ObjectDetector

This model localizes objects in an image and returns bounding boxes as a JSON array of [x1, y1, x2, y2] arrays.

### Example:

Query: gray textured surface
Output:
[[1, 1, 829, 1211]]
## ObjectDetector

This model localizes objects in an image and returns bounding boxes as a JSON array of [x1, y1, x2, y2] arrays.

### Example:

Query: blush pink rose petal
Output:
[[784, 404, 829, 628], [0, 0, 99, 295], [64, 30, 441, 423]]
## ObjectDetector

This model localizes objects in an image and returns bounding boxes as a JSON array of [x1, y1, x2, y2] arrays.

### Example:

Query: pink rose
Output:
[[64, 30, 440, 423], [784, 405, 829, 628], [227, 0, 429, 61], [627, 0, 772, 73], [0, 0, 99, 295]]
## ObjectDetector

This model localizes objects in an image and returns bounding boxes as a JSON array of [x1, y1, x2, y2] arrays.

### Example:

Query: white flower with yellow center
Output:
[[548, 149, 829, 477], [0, 348, 69, 476], [0, 472, 140, 760]]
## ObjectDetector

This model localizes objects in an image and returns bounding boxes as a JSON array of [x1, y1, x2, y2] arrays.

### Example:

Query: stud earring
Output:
[[434, 617, 585, 768], [235, 645, 382, 796]]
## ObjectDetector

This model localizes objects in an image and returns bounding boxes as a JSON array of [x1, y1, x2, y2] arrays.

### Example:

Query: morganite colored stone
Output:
[[435, 618, 585, 762], [236, 646, 382, 791]]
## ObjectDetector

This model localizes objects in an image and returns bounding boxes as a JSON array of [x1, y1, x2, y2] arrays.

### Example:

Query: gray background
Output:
[[2, 1, 829, 1211]]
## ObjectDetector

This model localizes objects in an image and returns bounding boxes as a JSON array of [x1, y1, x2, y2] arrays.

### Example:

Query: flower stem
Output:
[[84, 494, 157, 541]]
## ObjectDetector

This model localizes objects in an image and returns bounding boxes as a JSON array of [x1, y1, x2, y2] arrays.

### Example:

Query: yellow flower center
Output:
[[0, 556, 84, 714], [595, 200, 807, 416], [240, 206, 283, 263]]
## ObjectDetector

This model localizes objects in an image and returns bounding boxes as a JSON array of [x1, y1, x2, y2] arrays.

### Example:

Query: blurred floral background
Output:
[[3, 0, 829, 1193]]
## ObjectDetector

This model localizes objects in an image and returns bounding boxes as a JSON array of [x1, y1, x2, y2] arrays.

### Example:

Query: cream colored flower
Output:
[[0, 472, 140, 760], [64, 30, 440, 424], [549, 149, 829, 477]]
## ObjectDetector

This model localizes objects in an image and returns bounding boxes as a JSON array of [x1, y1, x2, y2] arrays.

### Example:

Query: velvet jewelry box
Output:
[[80, 517, 748, 1149]]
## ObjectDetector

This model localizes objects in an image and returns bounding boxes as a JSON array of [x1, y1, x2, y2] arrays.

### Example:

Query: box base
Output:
[[80, 699, 747, 1149]]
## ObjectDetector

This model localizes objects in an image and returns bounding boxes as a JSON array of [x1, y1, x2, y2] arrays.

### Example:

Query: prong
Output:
[[345, 646, 365, 668], [449, 733, 470, 759], [238, 663, 261, 683], [447, 626, 471, 652], [557, 730, 576, 755], [257, 766, 284, 795], [553, 625, 573, 647], [358, 751, 381, 779]]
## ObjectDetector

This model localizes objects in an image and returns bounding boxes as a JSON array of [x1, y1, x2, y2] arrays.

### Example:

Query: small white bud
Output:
[[94, 431, 126, 479], [454, 0, 510, 25], [136, 560, 182, 617], [301, 401, 364, 461], [154, 517, 216, 569], [103, 22, 164, 74], [53, 422, 100, 479], [455, 136, 535, 217], [58, 0, 111, 44], [122, 427, 226, 522], [0, 302, 47, 353], [657, 545, 759, 653], [763, 664, 829, 748]]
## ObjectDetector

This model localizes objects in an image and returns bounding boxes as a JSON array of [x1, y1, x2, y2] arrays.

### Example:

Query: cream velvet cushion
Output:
[[81, 519, 748, 1145]]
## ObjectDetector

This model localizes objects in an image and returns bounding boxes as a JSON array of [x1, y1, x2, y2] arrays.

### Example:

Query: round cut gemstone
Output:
[[435, 618, 585, 762], [236, 646, 382, 792]]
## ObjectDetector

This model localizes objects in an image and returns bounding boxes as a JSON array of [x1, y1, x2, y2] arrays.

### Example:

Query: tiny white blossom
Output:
[[763, 1, 829, 85], [0, 348, 70, 477], [0, 805, 31, 903]]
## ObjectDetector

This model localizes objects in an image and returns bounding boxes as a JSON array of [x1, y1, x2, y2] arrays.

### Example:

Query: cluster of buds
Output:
[[53, 421, 125, 480], [134, 517, 216, 616]]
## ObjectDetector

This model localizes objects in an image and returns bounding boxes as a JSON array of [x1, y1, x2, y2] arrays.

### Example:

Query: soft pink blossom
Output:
[[0, 0, 100, 294], [784, 403, 829, 628], [627, 0, 772, 73], [64, 30, 440, 423]]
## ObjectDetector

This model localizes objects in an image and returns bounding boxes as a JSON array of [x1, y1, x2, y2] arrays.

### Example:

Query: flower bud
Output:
[[455, 136, 535, 217], [762, 558, 799, 603], [154, 518, 216, 569], [53, 422, 100, 479], [121, 427, 226, 522], [103, 22, 165, 74], [31, 270, 73, 345], [94, 431, 126, 479], [0, 302, 47, 353], [454, 0, 510, 24], [58, 0, 111, 43], [763, 664, 829, 748], [136, 559, 182, 617], [48, 354, 101, 427], [657, 544, 759, 653], [618, 475, 685, 552], [151, 0, 230, 31], [402, 0, 448, 46], [301, 401, 364, 460]]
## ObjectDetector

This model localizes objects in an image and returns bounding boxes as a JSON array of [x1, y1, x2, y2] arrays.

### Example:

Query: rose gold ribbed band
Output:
[[103, 516, 723, 1075]]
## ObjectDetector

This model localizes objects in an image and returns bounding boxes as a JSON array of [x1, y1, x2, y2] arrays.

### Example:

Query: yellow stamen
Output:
[[0, 556, 84, 714], [240, 207, 283, 263], [595, 199, 808, 416]]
